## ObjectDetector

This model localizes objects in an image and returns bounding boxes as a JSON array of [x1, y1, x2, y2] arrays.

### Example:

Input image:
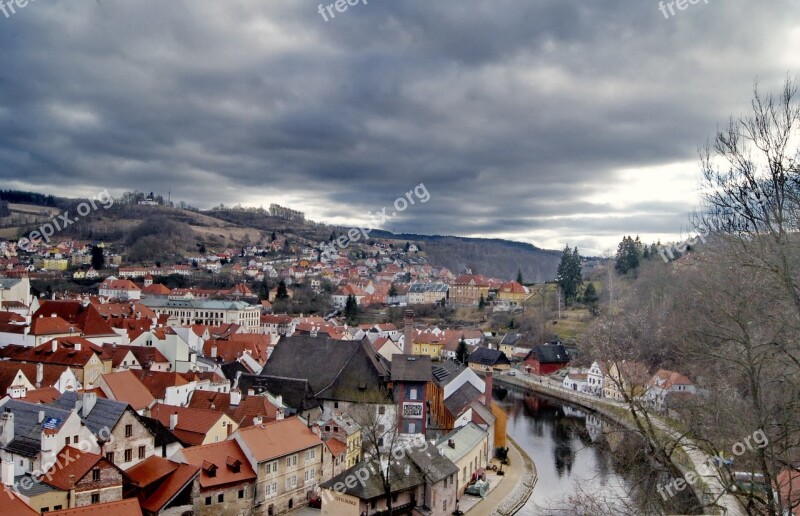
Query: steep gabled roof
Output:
[[99, 370, 156, 411], [234, 417, 321, 463], [177, 440, 256, 489]]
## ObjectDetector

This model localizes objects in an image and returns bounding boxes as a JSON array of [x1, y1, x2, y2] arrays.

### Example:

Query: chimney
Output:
[[83, 392, 97, 416], [403, 311, 415, 354], [230, 389, 242, 407], [484, 371, 493, 409], [448, 438, 455, 449], [36, 362, 43, 388], [38, 410, 45, 424], [170, 412, 178, 430], [52, 340, 58, 353], [210, 346, 217, 359], [0, 412, 14, 448], [252, 415, 263, 426], [74, 342, 81, 351]]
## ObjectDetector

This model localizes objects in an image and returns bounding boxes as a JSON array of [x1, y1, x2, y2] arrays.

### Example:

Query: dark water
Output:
[[492, 385, 701, 515]]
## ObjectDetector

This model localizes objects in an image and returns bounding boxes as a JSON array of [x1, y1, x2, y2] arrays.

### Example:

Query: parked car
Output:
[[506, 370, 516, 376]]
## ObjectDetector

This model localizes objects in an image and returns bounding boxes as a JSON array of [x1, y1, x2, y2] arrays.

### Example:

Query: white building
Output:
[[140, 298, 260, 332]]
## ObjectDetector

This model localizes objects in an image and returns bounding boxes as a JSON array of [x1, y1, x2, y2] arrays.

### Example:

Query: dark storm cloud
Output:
[[0, 0, 798, 253]]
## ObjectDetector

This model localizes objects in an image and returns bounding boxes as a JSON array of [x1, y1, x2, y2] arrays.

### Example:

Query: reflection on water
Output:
[[493, 385, 701, 515]]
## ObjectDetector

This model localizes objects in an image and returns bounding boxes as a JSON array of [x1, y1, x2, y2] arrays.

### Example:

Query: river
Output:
[[492, 384, 702, 515]]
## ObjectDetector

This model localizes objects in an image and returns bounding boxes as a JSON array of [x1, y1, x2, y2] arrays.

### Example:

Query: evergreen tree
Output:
[[556, 245, 582, 305], [388, 283, 398, 297], [404, 241, 410, 252], [258, 279, 270, 301], [582, 282, 600, 315], [90, 246, 105, 270], [271, 231, 277, 242], [478, 294, 486, 310], [614, 235, 643, 274], [456, 337, 469, 364], [344, 294, 358, 322], [276, 280, 289, 300], [516, 269, 524, 284]]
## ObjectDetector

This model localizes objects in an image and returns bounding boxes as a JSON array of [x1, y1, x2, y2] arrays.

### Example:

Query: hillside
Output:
[[0, 191, 560, 281]]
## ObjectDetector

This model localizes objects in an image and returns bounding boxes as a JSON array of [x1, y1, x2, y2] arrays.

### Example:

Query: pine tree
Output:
[[276, 280, 289, 300], [556, 245, 582, 305], [344, 294, 358, 322], [614, 235, 643, 274], [478, 294, 486, 310], [388, 283, 398, 297], [91, 246, 105, 270], [456, 338, 469, 364], [516, 269, 524, 284]]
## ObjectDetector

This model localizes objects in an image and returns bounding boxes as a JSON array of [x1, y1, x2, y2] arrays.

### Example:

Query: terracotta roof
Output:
[[0, 483, 38, 516], [150, 404, 233, 446], [204, 337, 270, 365], [40, 446, 110, 490], [29, 315, 74, 336], [131, 370, 189, 400], [648, 369, 693, 389], [99, 278, 142, 292], [126, 456, 199, 513], [99, 370, 155, 411], [141, 284, 171, 296], [104, 344, 169, 370], [177, 440, 256, 489], [229, 395, 280, 428], [234, 417, 322, 462], [33, 300, 117, 337], [325, 437, 347, 457], [49, 499, 142, 516], [93, 302, 156, 320], [0, 311, 25, 324], [187, 390, 231, 412], [22, 386, 63, 403], [0, 337, 99, 368]]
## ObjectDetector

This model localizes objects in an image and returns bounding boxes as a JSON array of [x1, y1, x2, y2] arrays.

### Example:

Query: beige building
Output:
[[436, 422, 490, 497], [141, 298, 261, 332], [234, 417, 325, 515]]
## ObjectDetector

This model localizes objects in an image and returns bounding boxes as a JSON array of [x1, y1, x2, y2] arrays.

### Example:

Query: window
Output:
[[125, 424, 133, 437], [218, 493, 224, 503], [105, 452, 114, 464], [371, 500, 377, 510], [41, 508, 49, 513], [124, 449, 133, 462], [91, 494, 100, 504], [304, 469, 315, 483], [333, 402, 338, 409], [238, 489, 245, 499], [266, 482, 278, 497], [463, 466, 467, 481], [304, 449, 315, 462], [92, 469, 100, 481], [286, 475, 297, 490], [285, 455, 297, 468], [139, 446, 146, 459], [410, 388, 417, 399], [266, 461, 278, 474], [324, 425, 330, 432], [53, 506, 62, 511], [408, 423, 416, 433], [443, 500, 447, 511], [73, 435, 78, 444], [65, 437, 70, 446], [205, 496, 212, 506], [378, 406, 386, 415]]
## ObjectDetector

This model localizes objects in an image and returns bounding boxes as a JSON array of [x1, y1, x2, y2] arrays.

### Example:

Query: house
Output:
[[125, 455, 200, 516], [32, 300, 122, 345], [435, 422, 491, 497], [149, 404, 238, 446], [523, 344, 571, 375], [587, 361, 606, 395], [233, 417, 325, 514], [319, 414, 362, 469], [98, 277, 142, 301], [129, 328, 196, 373], [256, 335, 394, 427], [33, 447, 126, 509], [429, 360, 485, 434], [319, 446, 458, 516], [0, 362, 80, 398], [49, 391, 156, 469], [409, 330, 444, 361], [448, 275, 489, 307], [391, 355, 432, 436], [0, 483, 38, 516], [467, 347, 511, 372], [0, 398, 97, 480], [407, 283, 448, 305], [495, 281, 529, 304], [645, 369, 697, 410], [562, 371, 589, 392], [172, 440, 257, 516], [603, 361, 650, 401]]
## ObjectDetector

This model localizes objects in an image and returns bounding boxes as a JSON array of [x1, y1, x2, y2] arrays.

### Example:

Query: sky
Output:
[[1, 0, 799, 256]]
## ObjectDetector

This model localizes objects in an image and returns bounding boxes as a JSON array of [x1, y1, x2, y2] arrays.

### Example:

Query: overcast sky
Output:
[[1, 0, 799, 255]]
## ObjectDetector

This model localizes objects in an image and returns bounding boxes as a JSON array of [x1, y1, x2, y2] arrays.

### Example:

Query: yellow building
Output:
[[411, 332, 443, 360], [42, 258, 69, 271]]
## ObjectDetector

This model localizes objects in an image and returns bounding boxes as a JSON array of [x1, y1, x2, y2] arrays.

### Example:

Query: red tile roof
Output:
[[50, 500, 142, 516], [150, 404, 232, 446], [40, 447, 113, 490], [22, 386, 63, 403], [234, 417, 322, 462], [131, 370, 189, 400], [177, 440, 256, 489], [0, 337, 99, 368], [33, 300, 117, 337], [325, 437, 347, 457], [100, 370, 155, 411], [0, 483, 38, 516], [29, 315, 74, 335], [126, 456, 198, 513]]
